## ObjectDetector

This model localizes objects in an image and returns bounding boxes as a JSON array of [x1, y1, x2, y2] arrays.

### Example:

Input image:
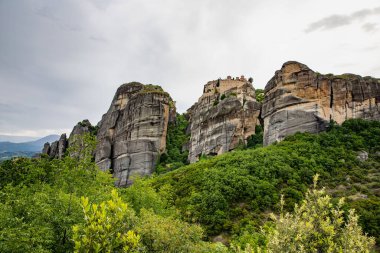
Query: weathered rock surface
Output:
[[68, 119, 93, 147], [187, 76, 261, 163], [42, 142, 50, 155], [95, 82, 174, 186], [262, 61, 380, 145], [57, 133, 68, 159], [49, 140, 59, 158], [43, 133, 68, 158], [41, 121, 90, 159]]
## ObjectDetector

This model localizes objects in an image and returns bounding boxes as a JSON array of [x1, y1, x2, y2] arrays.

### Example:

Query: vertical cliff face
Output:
[[187, 76, 261, 163], [95, 82, 175, 186], [262, 61, 380, 145]]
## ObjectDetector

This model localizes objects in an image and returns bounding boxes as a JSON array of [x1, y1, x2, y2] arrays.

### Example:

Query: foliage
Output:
[[0, 134, 114, 252], [156, 113, 189, 174], [262, 175, 375, 252], [255, 89, 264, 103], [1, 119, 380, 251], [0, 131, 224, 252], [151, 119, 380, 244], [136, 209, 227, 253], [121, 178, 176, 217], [72, 189, 141, 253], [246, 125, 263, 149], [139, 84, 171, 99]]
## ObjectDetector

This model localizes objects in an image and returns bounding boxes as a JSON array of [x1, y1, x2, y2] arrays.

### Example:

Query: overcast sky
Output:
[[1, 0, 380, 137]]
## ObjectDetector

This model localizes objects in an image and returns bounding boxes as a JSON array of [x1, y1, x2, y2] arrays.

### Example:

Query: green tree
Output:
[[72, 189, 141, 253], [136, 209, 227, 253], [236, 175, 375, 252], [255, 89, 264, 103], [157, 113, 189, 173]]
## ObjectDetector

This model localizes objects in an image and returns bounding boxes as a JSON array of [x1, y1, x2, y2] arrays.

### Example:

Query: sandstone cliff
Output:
[[187, 76, 261, 163], [95, 82, 174, 186], [262, 61, 380, 145]]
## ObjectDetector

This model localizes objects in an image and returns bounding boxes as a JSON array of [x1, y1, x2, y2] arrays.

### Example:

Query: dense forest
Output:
[[0, 119, 379, 252]]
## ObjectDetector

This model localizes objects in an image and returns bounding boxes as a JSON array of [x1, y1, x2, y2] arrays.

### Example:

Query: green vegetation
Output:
[[0, 119, 379, 252], [156, 113, 189, 174], [73, 190, 141, 252], [139, 84, 171, 98], [0, 133, 224, 252], [255, 89, 264, 103], [221, 92, 237, 101], [234, 175, 375, 252], [246, 125, 263, 149], [77, 120, 99, 136], [0, 133, 115, 252], [150, 119, 380, 245]]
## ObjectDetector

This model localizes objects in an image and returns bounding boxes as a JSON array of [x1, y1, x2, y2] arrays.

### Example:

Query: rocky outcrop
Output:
[[43, 133, 68, 158], [262, 61, 380, 145], [41, 120, 92, 159], [57, 134, 68, 158], [95, 82, 175, 186], [68, 119, 94, 147], [187, 76, 261, 163], [42, 142, 50, 155]]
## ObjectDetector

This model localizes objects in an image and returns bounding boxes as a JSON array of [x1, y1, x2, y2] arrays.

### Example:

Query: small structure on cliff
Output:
[[262, 61, 380, 145], [95, 82, 175, 186], [187, 76, 261, 163]]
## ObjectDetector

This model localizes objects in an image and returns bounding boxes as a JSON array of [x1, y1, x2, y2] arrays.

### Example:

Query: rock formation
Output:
[[42, 142, 50, 155], [95, 82, 175, 186], [42, 133, 68, 158], [262, 61, 380, 145], [187, 76, 261, 163], [68, 119, 94, 147]]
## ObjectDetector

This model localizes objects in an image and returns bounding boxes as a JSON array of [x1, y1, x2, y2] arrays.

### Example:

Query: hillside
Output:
[[1, 119, 378, 252], [148, 119, 380, 244], [0, 135, 60, 152], [0, 135, 60, 161]]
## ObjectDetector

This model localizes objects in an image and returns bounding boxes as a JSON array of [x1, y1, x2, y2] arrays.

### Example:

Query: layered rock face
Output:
[[187, 76, 261, 163], [262, 61, 380, 145], [95, 82, 174, 186]]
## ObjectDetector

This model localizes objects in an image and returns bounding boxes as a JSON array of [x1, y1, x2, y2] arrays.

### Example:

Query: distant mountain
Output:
[[0, 135, 60, 161], [0, 135, 39, 143]]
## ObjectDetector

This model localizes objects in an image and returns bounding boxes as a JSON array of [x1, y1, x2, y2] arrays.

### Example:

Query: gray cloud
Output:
[[0, 0, 379, 137], [306, 7, 380, 32], [362, 23, 378, 32]]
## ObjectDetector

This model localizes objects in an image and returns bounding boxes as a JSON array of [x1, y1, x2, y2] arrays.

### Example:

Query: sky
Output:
[[0, 0, 380, 138]]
